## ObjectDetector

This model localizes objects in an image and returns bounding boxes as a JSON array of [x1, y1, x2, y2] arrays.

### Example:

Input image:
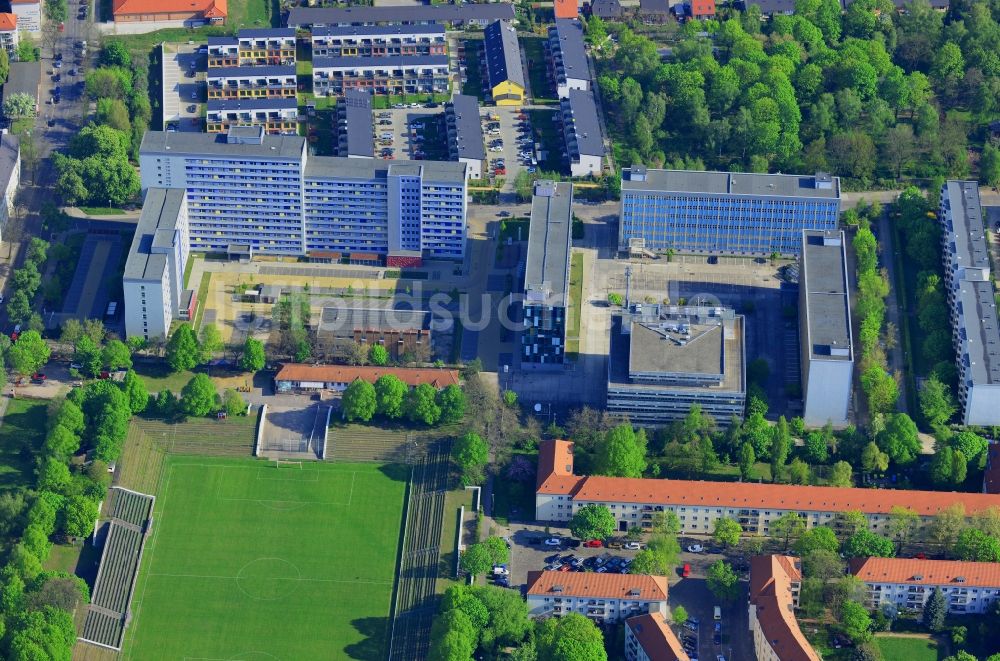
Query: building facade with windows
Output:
[[525, 571, 669, 622], [206, 65, 298, 100], [11, 0, 40, 34], [523, 181, 573, 366], [123, 188, 190, 340], [483, 20, 525, 106], [939, 180, 1000, 426], [606, 305, 746, 425], [559, 89, 603, 176], [619, 167, 841, 256], [137, 128, 467, 263], [548, 19, 590, 98], [311, 24, 447, 59], [207, 29, 296, 68], [625, 614, 689, 661], [0, 134, 20, 245], [206, 97, 298, 134], [800, 230, 854, 427], [749, 555, 819, 661], [0, 13, 18, 59], [312, 55, 449, 97], [534, 439, 1000, 534], [851, 557, 1000, 615]]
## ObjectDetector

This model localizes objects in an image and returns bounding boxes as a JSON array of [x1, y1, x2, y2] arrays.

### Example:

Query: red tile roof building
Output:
[[625, 613, 690, 661], [850, 557, 1000, 615], [535, 439, 1000, 535], [112, 0, 227, 25], [525, 570, 669, 622], [690, 0, 716, 18], [749, 556, 820, 661], [554, 0, 579, 18], [274, 363, 459, 391]]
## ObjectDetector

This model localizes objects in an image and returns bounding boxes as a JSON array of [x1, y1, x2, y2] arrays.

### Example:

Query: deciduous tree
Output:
[[180, 374, 217, 417], [706, 560, 740, 603], [373, 374, 407, 419], [341, 379, 376, 422], [842, 529, 895, 558], [7, 330, 50, 377], [405, 383, 441, 426], [166, 324, 200, 373], [535, 612, 607, 661], [436, 384, 466, 424], [453, 432, 488, 487], [239, 337, 266, 372], [569, 504, 616, 541], [712, 517, 742, 548], [596, 424, 647, 478]]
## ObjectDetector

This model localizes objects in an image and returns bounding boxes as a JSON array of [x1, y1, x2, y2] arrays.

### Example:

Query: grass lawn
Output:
[[192, 271, 212, 330], [521, 37, 554, 102], [228, 0, 273, 28], [0, 398, 48, 494], [566, 252, 584, 356], [132, 362, 195, 394], [79, 206, 126, 215], [461, 40, 485, 100], [875, 635, 940, 661], [122, 456, 407, 660], [436, 488, 473, 593]]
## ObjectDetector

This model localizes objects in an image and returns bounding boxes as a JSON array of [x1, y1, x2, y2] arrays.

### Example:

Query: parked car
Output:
[[543, 538, 562, 546], [495, 577, 509, 588], [683, 622, 698, 631], [558, 563, 572, 572], [544, 553, 560, 563], [713, 622, 721, 634], [492, 564, 509, 576], [687, 544, 704, 553], [681, 563, 691, 578], [31, 373, 46, 383], [624, 541, 642, 550], [713, 635, 721, 645]]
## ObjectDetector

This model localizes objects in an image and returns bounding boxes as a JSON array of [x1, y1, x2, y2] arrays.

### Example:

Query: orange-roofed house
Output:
[[625, 613, 690, 661], [850, 557, 1000, 615], [273, 363, 459, 392], [689, 0, 716, 19], [0, 13, 18, 59], [554, 0, 579, 18], [534, 439, 1000, 535], [749, 556, 820, 661], [112, 0, 227, 26], [525, 570, 669, 622]]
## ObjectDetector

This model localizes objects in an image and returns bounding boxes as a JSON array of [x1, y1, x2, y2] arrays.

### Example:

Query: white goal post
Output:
[[275, 459, 303, 469]]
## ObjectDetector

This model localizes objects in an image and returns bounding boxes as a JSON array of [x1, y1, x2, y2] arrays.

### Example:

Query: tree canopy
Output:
[[569, 504, 617, 541]]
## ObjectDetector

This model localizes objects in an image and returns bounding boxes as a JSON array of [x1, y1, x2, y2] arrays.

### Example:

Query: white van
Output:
[[713, 606, 721, 620]]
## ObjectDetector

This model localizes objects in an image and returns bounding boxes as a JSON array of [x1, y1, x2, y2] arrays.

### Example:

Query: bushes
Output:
[[4, 238, 48, 327]]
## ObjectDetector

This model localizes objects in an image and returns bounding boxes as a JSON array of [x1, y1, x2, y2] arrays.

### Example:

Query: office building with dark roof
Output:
[[559, 89, 603, 176], [445, 94, 485, 179], [483, 20, 525, 106], [123, 188, 190, 340], [800, 230, 854, 427], [286, 2, 515, 28], [312, 55, 450, 97], [940, 180, 1000, 426], [311, 24, 447, 59], [335, 89, 375, 159], [523, 181, 574, 366], [606, 304, 746, 425], [618, 167, 841, 256], [548, 19, 590, 99]]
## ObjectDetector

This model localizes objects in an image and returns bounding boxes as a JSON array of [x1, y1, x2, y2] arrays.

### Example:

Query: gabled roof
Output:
[[0, 13, 17, 30], [274, 363, 459, 388], [850, 557, 1000, 589], [483, 20, 524, 90], [554, 0, 579, 18], [589, 0, 623, 18], [750, 556, 819, 661], [536, 439, 578, 491], [626, 614, 690, 661], [526, 570, 668, 601], [113, 0, 227, 18]]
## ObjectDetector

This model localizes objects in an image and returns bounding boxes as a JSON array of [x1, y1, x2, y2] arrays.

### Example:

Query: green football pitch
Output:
[[121, 456, 408, 661]]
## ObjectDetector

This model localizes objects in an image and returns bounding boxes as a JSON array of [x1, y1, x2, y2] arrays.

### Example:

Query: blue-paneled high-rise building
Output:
[[618, 167, 841, 257]]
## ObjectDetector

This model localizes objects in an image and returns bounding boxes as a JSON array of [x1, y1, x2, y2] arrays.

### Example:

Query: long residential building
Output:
[[559, 89, 603, 177], [123, 188, 191, 340], [313, 55, 450, 97], [749, 555, 819, 661], [525, 570, 669, 622], [483, 20, 525, 106], [625, 614, 690, 661], [112, 0, 226, 26], [274, 363, 459, 392], [606, 305, 746, 425], [0, 134, 20, 245], [207, 29, 295, 67], [445, 94, 485, 179], [137, 128, 466, 262], [311, 24, 447, 58], [206, 97, 298, 135], [206, 65, 297, 100], [548, 19, 590, 98], [618, 167, 841, 256], [939, 180, 1000, 426], [534, 439, 1000, 534], [800, 230, 854, 427], [851, 557, 1000, 615], [286, 3, 516, 28], [523, 181, 573, 366]]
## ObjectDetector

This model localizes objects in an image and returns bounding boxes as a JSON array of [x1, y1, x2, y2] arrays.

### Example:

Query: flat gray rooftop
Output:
[[525, 181, 573, 301], [622, 168, 841, 200], [312, 24, 445, 37], [945, 179, 990, 272], [448, 94, 485, 161], [341, 89, 374, 158], [124, 188, 185, 281], [140, 130, 306, 161], [305, 156, 466, 183], [959, 281, 1000, 385], [287, 2, 515, 27], [207, 97, 298, 111], [802, 230, 853, 361], [563, 89, 603, 157], [207, 65, 296, 78], [318, 306, 430, 333]]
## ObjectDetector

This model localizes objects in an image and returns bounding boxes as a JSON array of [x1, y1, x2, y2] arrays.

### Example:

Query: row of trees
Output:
[[429, 583, 606, 661], [163, 322, 265, 374], [6, 238, 49, 330], [340, 377, 466, 427], [591, 0, 990, 186]]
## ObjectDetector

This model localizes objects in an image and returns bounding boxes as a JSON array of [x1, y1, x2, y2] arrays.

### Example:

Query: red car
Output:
[[558, 563, 572, 572], [58, 22, 64, 32], [681, 563, 691, 578], [31, 373, 46, 383], [583, 539, 602, 548], [914, 552, 927, 560]]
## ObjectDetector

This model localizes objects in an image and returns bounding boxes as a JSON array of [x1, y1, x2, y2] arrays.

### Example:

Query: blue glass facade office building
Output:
[[619, 167, 841, 256]]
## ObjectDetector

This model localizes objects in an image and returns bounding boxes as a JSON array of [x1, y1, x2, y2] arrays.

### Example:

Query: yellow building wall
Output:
[[492, 80, 524, 106]]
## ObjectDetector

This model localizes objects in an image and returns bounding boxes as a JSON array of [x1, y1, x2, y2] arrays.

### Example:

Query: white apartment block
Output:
[[851, 557, 1000, 615], [311, 24, 447, 59], [11, 0, 40, 34], [312, 55, 450, 97], [625, 614, 689, 661], [0, 134, 20, 244], [123, 188, 190, 340], [749, 555, 820, 661], [535, 440, 1000, 536], [207, 29, 296, 68], [525, 570, 668, 623], [939, 180, 1000, 426]]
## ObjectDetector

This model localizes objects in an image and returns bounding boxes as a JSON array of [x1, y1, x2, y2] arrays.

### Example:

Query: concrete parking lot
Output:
[[162, 42, 205, 131]]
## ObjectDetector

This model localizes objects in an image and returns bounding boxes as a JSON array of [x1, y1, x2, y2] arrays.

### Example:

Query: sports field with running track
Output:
[[121, 456, 408, 660]]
